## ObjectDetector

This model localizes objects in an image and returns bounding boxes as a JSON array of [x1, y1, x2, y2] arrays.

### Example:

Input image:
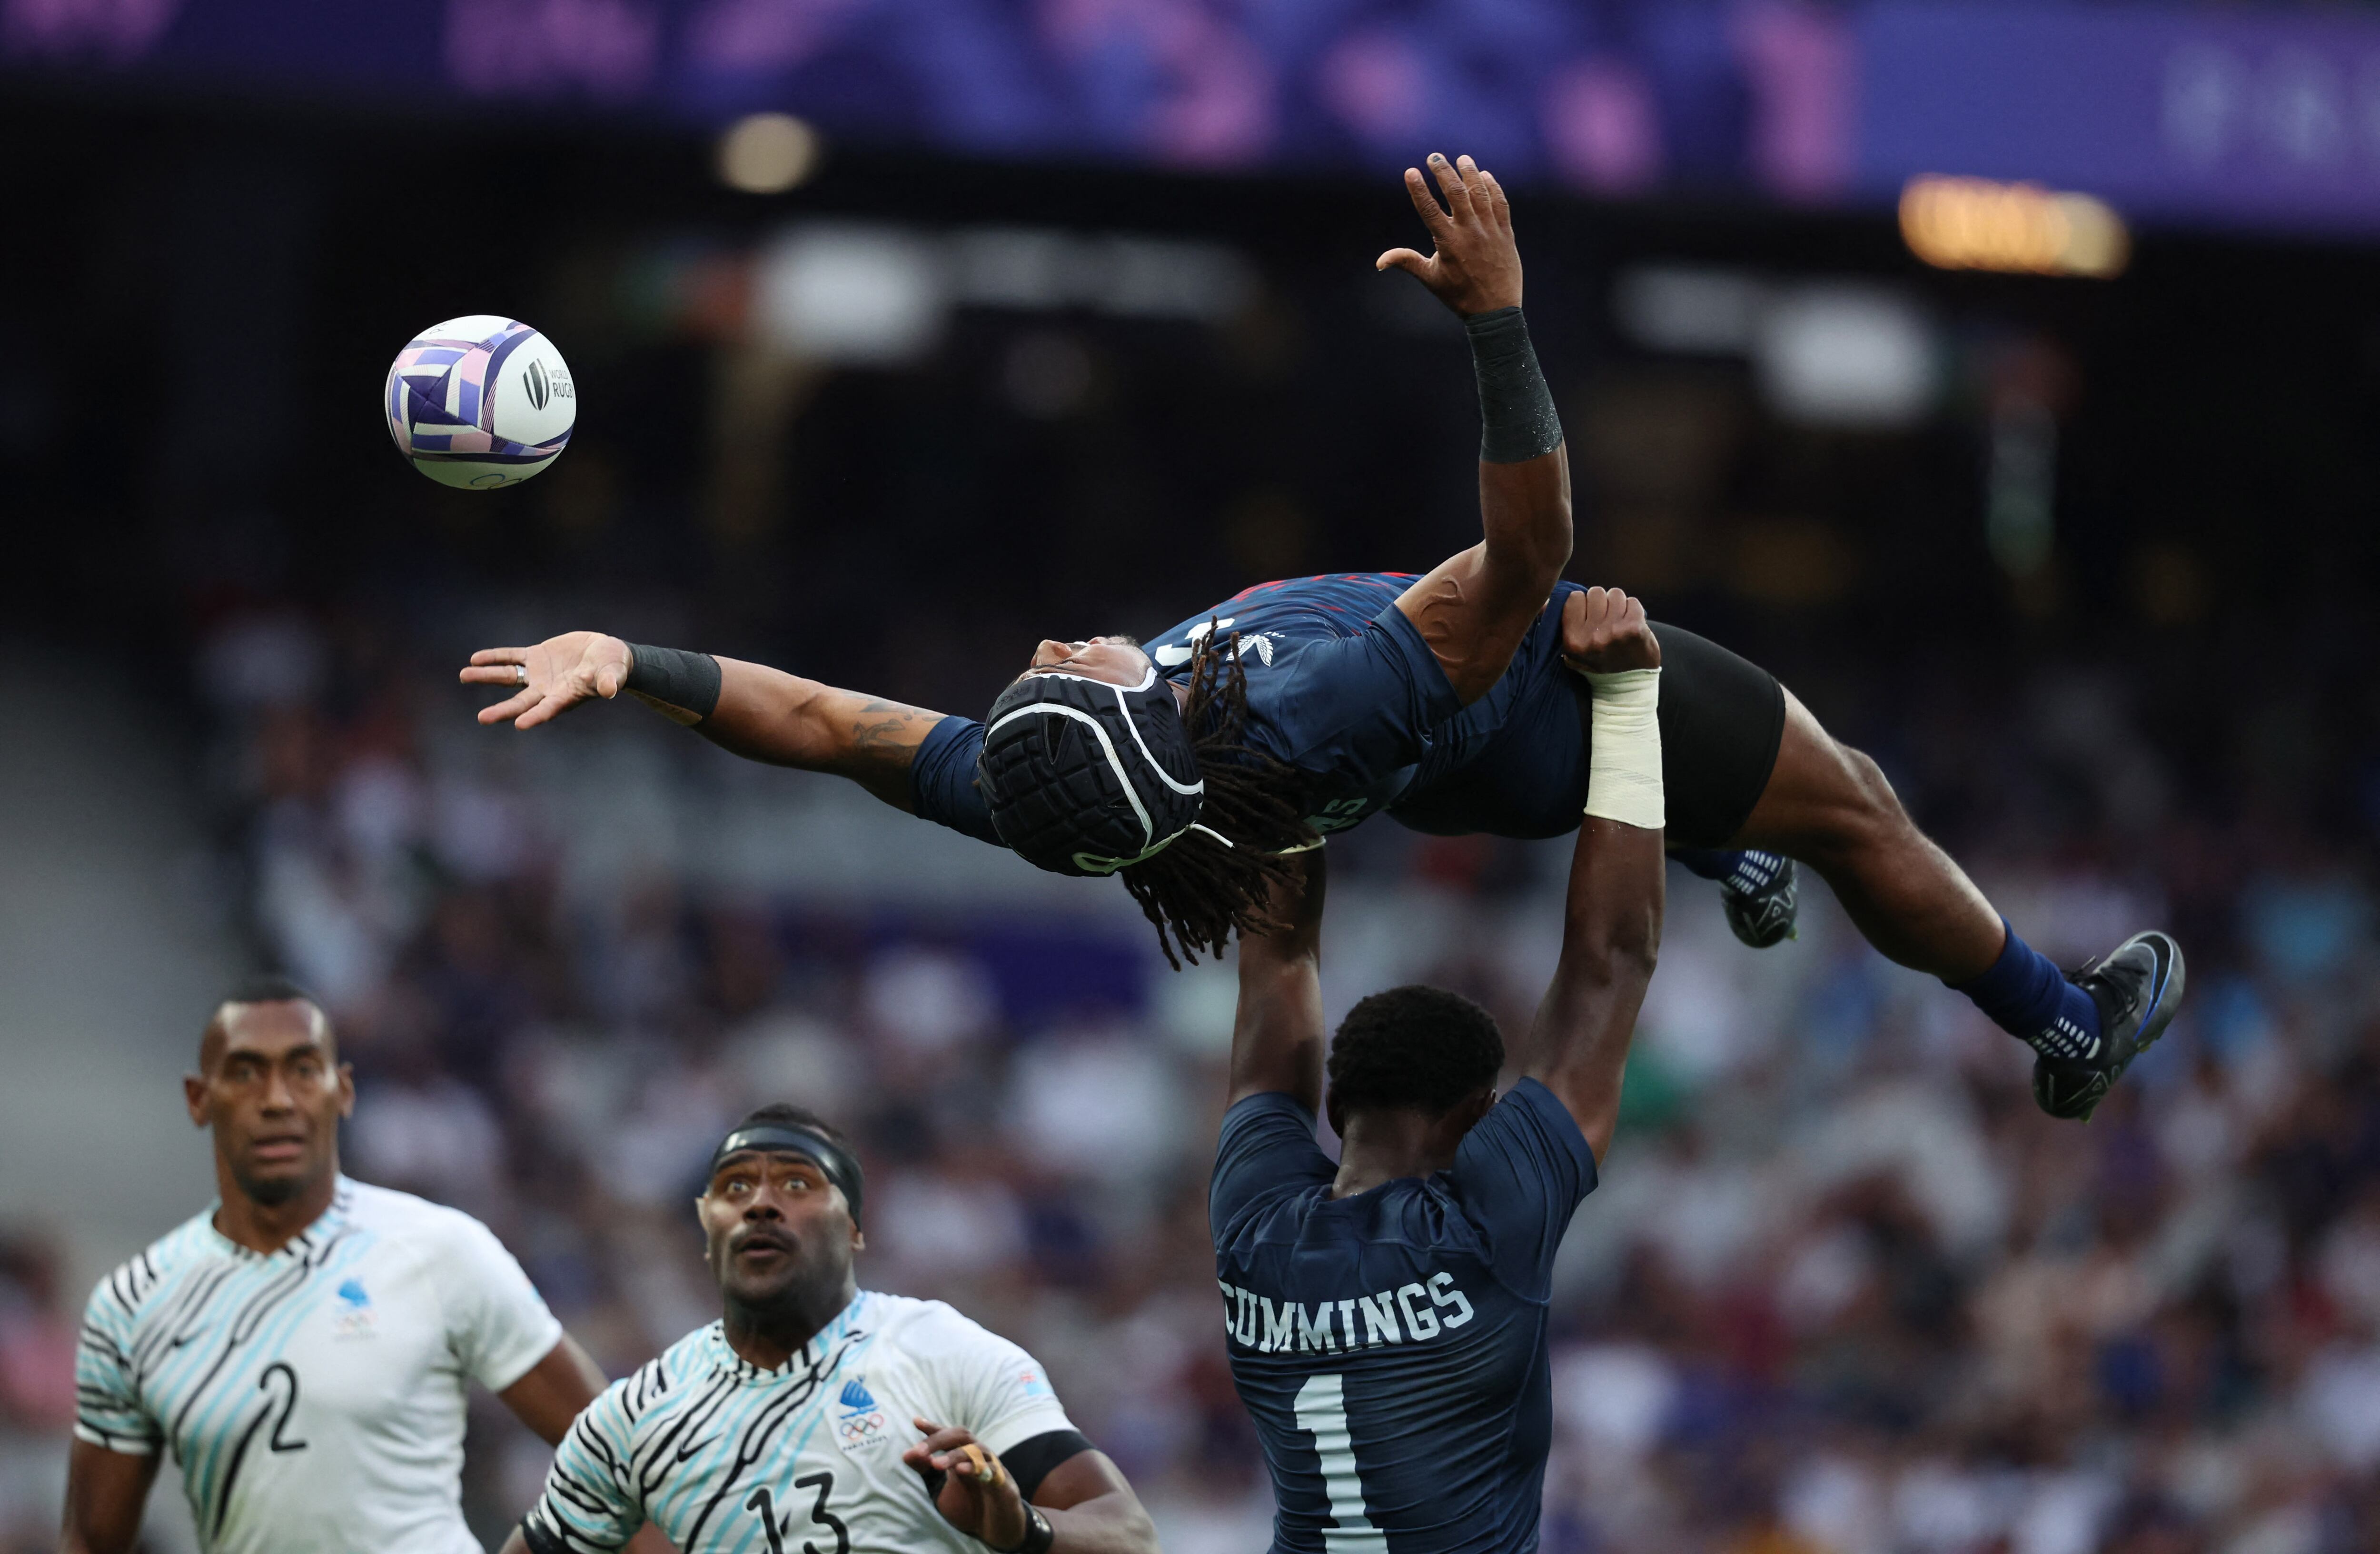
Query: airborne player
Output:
[[466, 154, 2180, 1119]]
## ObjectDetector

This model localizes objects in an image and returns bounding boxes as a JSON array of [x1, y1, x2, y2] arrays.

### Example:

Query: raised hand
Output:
[[903, 1418, 1030, 1550], [1375, 152, 1522, 318], [1561, 587, 1661, 675], [461, 631, 633, 729]]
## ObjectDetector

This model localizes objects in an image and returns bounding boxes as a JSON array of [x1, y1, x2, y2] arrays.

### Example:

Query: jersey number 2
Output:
[[747, 1473, 849, 1554], [1293, 1374, 1387, 1553]]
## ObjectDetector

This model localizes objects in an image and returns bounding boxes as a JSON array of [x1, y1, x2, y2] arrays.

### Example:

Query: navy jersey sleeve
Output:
[[1447, 1078, 1598, 1300], [1210, 1093, 1337, 1239], [1254, 604, 1464, 778], [909, 716, 1003, 846]]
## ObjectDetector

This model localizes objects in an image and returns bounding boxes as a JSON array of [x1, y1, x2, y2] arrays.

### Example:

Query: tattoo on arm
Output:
[[851, 700, 933, 763]]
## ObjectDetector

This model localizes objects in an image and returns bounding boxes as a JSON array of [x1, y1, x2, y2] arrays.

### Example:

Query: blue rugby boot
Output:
[[2031, 931, 2186, 1122]]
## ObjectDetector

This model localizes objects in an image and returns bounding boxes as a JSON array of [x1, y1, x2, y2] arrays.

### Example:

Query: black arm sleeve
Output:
[[623, 644, 723, 723], [1465, 306, 1563, 464], [1002, 1428, 1097, 1502]]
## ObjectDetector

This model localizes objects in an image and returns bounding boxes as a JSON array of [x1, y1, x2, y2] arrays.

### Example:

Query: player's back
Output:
[[1149, 573, 1420, 667], [1210, 1081, 1597, 1554]]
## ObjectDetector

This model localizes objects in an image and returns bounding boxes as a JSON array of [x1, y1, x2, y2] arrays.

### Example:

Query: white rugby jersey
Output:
[[524, 1290, 1077, 1554], [76, 1177, 563, 1554]]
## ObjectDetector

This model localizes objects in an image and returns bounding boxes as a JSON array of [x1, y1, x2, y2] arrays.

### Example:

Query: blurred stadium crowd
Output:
[[7, 578, 2374, 1554], [6, 104, 2380, 1554]]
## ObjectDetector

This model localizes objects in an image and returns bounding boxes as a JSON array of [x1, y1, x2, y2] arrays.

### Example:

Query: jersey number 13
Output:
[[747, 1472, 849, 1554]]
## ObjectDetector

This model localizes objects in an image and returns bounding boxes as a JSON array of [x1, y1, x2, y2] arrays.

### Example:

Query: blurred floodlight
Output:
[[1096, 237, 1254, 319], [1755, 286, 1936, 428], [717, 113, 820, 195], [950, 228, 1252, 320], [1900, 176, 2129, 279], [951, 228, 1084, 309], [1611, 266, 1766, 355], [755, 224, 947, 365]]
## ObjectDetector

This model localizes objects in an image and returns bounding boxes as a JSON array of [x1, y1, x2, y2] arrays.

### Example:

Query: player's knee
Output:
[[1835, 744, 1913, 837], [1785, 741, 1909, 860]]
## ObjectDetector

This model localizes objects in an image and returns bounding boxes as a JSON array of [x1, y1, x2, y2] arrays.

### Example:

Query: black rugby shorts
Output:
[[1643, 622, 1786, 849]]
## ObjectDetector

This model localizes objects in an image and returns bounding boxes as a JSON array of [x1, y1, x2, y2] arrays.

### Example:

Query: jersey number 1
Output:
[[1293, 1374, 1387, 1554]]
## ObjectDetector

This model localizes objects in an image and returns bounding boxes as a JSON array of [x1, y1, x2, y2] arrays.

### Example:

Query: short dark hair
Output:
[[1326, 986, 1505, 1117], [731, 1102, 848, 1146], [220, 973, 320, 1009], [200, 974, 331, 1069]]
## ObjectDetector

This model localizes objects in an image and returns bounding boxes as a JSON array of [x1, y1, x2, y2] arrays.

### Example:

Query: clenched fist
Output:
[[1560, 587, 1660, 675]]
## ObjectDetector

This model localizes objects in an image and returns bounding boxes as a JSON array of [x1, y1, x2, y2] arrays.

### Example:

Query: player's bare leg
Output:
[[1730, 692, 2182, 1119], [1730, 692, 2003, 981]]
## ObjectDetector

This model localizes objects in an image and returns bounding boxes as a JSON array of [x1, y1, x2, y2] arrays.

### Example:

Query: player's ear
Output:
[[183, 1072, 209, 1128], [335, 1062, 357, 1118]]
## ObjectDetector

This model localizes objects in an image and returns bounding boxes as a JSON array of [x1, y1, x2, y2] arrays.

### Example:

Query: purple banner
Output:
[[1857, 2, 2380, 233], [0, 0, 1857, 196], [10, 0, 2380, 236]]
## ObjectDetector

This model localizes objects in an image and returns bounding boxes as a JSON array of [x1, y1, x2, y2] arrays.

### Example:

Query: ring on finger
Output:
[[514, 666, 530, 687]]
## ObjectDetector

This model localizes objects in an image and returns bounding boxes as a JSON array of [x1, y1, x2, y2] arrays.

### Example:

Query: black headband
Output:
[[707, 1125, 865, 1225]]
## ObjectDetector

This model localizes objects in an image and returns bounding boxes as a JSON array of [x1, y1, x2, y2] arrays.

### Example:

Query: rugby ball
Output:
[[385, 316, 575, 488]]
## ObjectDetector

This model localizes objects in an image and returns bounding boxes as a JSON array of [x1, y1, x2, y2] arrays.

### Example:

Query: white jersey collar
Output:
[[200, 1175, 356, 1263], [706, 1287, 871, 1384]]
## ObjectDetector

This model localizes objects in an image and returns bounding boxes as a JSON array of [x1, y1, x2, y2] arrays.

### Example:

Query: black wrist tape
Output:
[[1465, 306, 1563, 464], [624, 644, 722, 722], [519, 1520, 570, 1554]]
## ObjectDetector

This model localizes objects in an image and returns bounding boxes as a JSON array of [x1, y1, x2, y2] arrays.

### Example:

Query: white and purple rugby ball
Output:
[[384, 316, 575, 488]]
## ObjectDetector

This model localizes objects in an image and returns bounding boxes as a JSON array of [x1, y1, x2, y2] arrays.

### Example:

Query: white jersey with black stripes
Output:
[[523, 1290, 1077, 1554], [75, 1177, 562, 1554]]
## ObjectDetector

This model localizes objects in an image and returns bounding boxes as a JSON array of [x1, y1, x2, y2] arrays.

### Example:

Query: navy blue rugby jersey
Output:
[[1210, 1081, 1597, 1554], [909, 574, 1596, 845]]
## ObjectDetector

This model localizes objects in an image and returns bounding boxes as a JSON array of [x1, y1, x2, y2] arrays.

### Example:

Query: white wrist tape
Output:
[[1581, 667, 1663, 830]]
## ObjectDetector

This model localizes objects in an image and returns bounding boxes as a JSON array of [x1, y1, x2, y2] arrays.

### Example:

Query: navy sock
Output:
[[1670, 848, 1787, 894], [1953, 920, 2103, 1059]]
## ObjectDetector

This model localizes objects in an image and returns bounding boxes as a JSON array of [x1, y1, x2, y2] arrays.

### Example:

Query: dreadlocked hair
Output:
[[1121, 626, 1319, 969]]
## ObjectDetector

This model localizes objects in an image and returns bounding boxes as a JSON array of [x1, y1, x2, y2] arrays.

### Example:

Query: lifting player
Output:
[[1207, 583, 1667, 1553]]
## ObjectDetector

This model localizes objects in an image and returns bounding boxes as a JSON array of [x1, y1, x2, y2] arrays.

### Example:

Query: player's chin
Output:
[[230, 1156, 323, 1207], [721, 1246, 810, 1303]]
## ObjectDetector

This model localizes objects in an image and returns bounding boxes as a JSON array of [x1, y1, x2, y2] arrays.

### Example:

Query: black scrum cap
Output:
[[977, 664, 1206, 877]]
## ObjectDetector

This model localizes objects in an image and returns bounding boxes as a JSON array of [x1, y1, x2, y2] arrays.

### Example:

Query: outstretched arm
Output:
[[1228, 851, 1327, 1114], [463, 632, 947, 811], [1377, 153, 1572, 704], [1518, 589, 1665, 1162]]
